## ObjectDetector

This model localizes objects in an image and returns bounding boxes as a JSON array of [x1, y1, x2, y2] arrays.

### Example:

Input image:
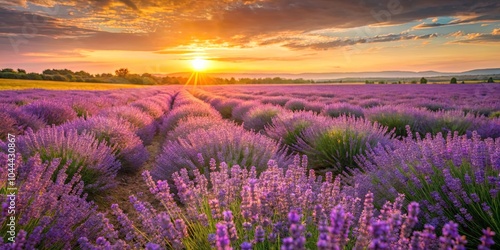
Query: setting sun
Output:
[[191, 58, 208, 72]]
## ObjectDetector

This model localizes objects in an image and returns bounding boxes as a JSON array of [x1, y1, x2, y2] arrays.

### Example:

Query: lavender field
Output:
[[1, 84, 499, 249]]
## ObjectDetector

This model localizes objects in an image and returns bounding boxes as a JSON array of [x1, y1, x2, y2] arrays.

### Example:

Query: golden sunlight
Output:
[[191, 58, 208, 72]]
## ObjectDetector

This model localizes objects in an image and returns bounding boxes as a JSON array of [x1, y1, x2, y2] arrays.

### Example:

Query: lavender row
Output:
[[0, 88, 175, 140], [153, 90, 290, 182], [190, 87, 499, 139]]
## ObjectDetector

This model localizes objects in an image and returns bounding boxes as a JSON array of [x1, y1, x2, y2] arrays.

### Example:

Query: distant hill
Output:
[[163, 68, 500, 80]]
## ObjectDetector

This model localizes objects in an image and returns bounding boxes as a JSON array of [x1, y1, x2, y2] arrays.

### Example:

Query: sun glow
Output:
[[191, 58, 208, 72]]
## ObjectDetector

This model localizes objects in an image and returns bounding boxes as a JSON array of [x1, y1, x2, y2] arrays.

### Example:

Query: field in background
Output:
[[0, 78, 147, 90]]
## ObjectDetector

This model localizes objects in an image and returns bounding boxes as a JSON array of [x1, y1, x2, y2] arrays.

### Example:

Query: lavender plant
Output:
[[353, 128, 500, 245], [232, 101, 260, 124], [322, 103, 365, 118], [366, 105, 434, 137], [0, 154, 109, 249], [99, 106, 157, 145], [62, 116, 148, 172], [284, 99, 307, 111], [294, 116, 393, 175], [243, 105, 285, 132], [265, 110, 332, 148], [152, 124, 289, 181], [21, 100, 78, 125], [16, 127, 120, 193]]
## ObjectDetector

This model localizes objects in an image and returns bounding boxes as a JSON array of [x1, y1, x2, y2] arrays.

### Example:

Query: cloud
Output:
[[0, 0, 499, 53], [283, 33, 438, 50], [450, 29, 500, 44], [414, 14, 500, 29], [209, 55, 312, 63]]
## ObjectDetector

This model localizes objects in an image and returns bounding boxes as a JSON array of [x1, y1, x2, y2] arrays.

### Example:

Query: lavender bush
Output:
[[152, 124, 289, 181], [21, 100, 78, 125], [62, 116, 148, 172], [243, 105, 285, 132], [353, 128, 500, 244], [294, 116, 393, 175], [99, 106, 157, 145], [265, 110, 332, 147], [159, 104, 222, 134], [132, 99, 165, 119], [366, 105, 434, 137], [284, 99, 307, 111], [0, 154, 109, 249], [322, 103, 365, 118], [232, 101, 260, 123], [16, 127, 120, 193], [0, 111, 19, 140]]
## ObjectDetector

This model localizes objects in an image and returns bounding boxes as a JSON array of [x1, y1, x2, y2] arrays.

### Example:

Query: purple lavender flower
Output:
[[21, 100, 77, 125], [478, 228, 496, 250], [216, 222, 232, 250], [62, 116, 148, 172]]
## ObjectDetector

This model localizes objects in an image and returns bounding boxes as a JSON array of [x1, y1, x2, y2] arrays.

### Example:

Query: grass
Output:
[[0, 79, 147, 90]]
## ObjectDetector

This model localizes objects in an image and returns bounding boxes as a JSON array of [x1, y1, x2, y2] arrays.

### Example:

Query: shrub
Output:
[[22, 100, 77, 125], [62, 116, 148, 172], [358, 99, 383, 108], [99, 106, 157, 145], [132, 100, 164, 118], [0, 111, 19, 140], [71, 98, 100, 118], [431, 110, 479, 136], [304, 101, 323, 113], [167, 116, 230, 141], [366, 105, 434, 138], [160, 104, 222, 134], [474, 118, 500, 139], [0, 154, 110, 249], [322, 103, 364, 118], [231, 101, 260, 123], [261, 96, 289, 106], [242, 105, 284, 131], [17, 127, 120, 193], [265, 111, 332, 147], [4, 109, 47, 134], [211, 99, 241, 119], [284, 99, 307, 111], [152, 124, 289, 181], [294, 116, 393, 175], [354, 130, 500, 245]]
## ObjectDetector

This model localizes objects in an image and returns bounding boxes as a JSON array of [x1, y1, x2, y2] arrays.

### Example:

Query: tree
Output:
[[17, 68, 26, 74], [487, 77, 494, 83], [1, 68, 14, 73], [420, 77, 428, 84], [450, 77, 457, 84], [115, 68, 129, 77]]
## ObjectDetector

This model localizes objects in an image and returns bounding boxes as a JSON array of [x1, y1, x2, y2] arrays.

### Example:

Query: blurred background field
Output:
[[0, 79, 146, 90]]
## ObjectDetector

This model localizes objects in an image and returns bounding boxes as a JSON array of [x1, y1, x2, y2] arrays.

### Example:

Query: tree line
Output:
[[0, 68, 315, 85], [365, 77, 495, 84]]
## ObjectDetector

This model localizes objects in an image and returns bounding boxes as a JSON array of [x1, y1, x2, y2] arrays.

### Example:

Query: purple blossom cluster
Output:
[[351, 128, 500, 244], [62, 116, 148, 172], [99, 106, 157, 145], [0, 154, 111, 249], [15, 126, 121, 192], [81, 156, 494, 249]]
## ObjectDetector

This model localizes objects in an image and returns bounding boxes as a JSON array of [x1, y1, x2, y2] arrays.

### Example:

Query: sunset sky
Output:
[[1, 0, 499, 75]]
